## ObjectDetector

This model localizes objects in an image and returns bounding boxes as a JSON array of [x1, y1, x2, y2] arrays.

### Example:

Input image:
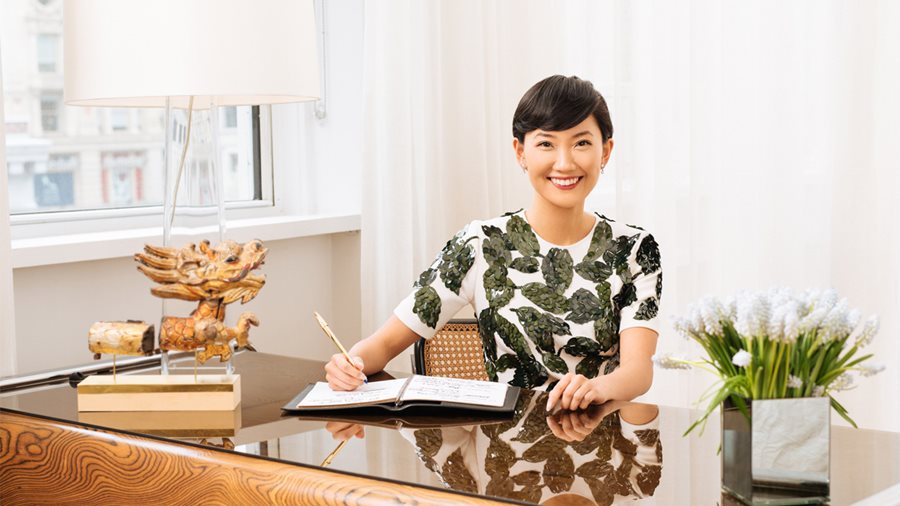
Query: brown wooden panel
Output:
[[0, 411, 509, 506]]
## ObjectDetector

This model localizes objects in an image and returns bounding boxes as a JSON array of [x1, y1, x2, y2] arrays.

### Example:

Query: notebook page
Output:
[[400, 376, 507, 407], [296, 378, 408, 407]]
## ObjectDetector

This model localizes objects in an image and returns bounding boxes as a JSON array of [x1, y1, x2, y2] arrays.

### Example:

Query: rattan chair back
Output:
[[413, 319, 488, 381]]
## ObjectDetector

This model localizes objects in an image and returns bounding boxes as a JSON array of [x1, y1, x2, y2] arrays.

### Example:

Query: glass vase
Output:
[[722, 397, 830, 505]]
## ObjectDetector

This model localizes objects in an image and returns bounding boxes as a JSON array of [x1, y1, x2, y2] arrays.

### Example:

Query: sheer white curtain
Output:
[[361, 0, 900, 431], [0, 57, 16, 377]]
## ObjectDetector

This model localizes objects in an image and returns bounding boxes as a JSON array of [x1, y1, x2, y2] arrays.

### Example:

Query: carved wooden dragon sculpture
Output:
[[134, 239, 267, 363]]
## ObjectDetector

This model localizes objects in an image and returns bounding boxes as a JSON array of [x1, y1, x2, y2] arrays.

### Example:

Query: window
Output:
[[36, 33, 59, 73], [110, 109, 129, 132], [1, 1, 266, 216], [40, 93, 61, 132]]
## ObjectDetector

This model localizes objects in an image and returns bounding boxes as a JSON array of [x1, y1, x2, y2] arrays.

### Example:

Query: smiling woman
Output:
[[327, 75, 662, 416]]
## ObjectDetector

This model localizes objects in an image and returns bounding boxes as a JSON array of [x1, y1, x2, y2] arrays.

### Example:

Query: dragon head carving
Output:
[[134, 239, 267, 304]]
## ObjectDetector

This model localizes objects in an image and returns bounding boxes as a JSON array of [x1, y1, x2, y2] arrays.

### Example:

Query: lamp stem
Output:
[[167, 95, 195, 236]]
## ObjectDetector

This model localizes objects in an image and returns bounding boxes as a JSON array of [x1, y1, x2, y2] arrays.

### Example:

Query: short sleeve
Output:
[[618, 232, 663, 334], [394, 223, 480, 339]]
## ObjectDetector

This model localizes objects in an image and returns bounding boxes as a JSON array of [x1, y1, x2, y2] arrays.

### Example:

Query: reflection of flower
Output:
[[663, 288, 883, 434]]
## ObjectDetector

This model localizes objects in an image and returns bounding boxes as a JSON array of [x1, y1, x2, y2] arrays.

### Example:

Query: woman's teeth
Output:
[[550, 177, 580, 186]]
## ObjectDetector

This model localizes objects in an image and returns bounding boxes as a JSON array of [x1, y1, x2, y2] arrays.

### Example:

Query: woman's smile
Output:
[[549, 176, 583, 190]]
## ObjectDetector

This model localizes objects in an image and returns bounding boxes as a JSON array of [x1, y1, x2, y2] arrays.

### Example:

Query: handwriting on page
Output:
[[296, 379, 407, 407], [402, 376, 507, 407]]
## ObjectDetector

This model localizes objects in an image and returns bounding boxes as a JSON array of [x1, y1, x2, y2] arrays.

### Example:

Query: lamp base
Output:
[[78, 408, 240, 438], [77, 374, 241, 412]]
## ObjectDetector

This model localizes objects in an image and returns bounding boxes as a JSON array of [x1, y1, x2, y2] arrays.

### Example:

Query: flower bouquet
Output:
[[657, 288, 883, 435]]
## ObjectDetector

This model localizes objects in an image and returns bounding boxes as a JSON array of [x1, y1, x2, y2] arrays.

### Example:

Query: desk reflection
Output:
[[325, 390, 662, 505]]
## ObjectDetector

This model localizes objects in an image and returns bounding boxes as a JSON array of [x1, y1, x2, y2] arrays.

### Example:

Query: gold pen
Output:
[[314, 311, 367, 383], [320, 438, 349, 467]]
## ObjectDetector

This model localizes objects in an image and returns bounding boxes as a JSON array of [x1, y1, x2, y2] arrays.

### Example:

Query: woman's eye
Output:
[[576, 140, 592, 147], [537, 141, 553, 148]]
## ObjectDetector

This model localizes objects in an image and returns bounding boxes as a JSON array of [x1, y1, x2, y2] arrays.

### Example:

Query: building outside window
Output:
[[40, 93, 61, 132], [36, 33, 59, 73]]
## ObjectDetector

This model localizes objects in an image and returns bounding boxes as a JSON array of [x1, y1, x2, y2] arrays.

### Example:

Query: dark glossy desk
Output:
[[1, 352, 898, 505]]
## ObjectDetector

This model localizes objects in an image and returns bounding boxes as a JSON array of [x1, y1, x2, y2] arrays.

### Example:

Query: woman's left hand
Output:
[[546, 372, 606, 412]]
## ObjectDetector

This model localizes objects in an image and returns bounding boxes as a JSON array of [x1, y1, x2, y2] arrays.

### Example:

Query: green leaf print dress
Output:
[[395, 210, 663, 390]]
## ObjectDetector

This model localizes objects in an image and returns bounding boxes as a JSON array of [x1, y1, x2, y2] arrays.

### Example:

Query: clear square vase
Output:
[[721, 397, 830, 505]]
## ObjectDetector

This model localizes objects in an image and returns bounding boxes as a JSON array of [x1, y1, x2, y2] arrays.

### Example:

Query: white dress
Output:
[[395, 209, 662, 390]]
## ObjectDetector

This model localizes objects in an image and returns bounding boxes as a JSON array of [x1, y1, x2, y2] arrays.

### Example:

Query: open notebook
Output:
[[282, 375, 520, 413]]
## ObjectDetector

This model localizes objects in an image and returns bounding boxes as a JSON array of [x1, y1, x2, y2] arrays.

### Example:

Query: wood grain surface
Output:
[[0, 410, 510, 506]]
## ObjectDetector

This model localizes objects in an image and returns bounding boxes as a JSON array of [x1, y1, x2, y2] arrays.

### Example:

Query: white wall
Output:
[[12, 232, 360, 375], [1, 53, 18, 377]]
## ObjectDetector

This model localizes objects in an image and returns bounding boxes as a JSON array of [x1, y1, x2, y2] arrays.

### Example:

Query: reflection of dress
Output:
[[401, 390, 663, 505], [394, 210, 663, 390]]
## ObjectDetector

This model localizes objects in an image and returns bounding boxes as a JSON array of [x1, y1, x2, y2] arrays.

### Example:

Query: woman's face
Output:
[[513, 115, 613, 211]]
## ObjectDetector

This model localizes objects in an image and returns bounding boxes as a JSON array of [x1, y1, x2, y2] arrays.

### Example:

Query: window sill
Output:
[[10, 213, 361, 269]]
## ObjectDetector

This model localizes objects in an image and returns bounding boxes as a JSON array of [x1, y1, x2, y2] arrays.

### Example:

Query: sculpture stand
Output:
[[76, 373, 241, 412]]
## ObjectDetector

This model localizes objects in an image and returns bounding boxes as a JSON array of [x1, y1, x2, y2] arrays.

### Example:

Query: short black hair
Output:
[[512, 75, 613, 143]]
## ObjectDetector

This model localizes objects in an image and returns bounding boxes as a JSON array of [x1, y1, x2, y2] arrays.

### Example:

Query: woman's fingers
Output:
[[547, 373, 573, 412], [325, 353, 365, 390]]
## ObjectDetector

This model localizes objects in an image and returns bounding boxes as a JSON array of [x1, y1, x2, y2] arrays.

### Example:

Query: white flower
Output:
[[767, 304, 787, 342], [798, 307, 828, 336], [735, 292, 768, 337], [830, 373, 855, 392], [787, 375, 803, 389], [812, 385, 825, 397], [652, 352, 692, 370], [783, 310, 801, 342], [819, 298, 850, 341], [859, 363, 886, 377], [731, 350, 752, 368], [671, 316, 692, 339], [689, 306, 705, 335], [855, 315, 880, 347], [699, 296, 724, 335]]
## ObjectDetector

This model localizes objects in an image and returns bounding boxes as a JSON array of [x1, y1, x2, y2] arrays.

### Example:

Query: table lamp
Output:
[[64, 0, 320, 411], [64, 0, 319, 245]]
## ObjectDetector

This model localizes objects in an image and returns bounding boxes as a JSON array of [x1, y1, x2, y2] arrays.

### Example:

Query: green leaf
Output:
[[574, 260, 613, 283], [483, 263, 516, 308], [414, 428, 442, 458], [563, 336, 601, 357], [616, 262, 634, 285], [576, 354, 604, 378], [542, 247, 574, 293], [437, 235, 476, 294], [521, 434, 564, 462], [512, 355, 550, 389], [594, 317, 617, 352], [414, 267, 437, 288], [509, 255, 540, 273], [495, 353, 519, 372], [482, 234, 511, 266], [566, 288, 603, 324], [584, 220, 613, 262], [512, 307, 571, 354], [542, 351, 569, 374], [512, 307, 552, 352], [478, 308, 498, 366], [613, 282, 637, 311], [494, 312, 530, 355], [635, 297, 659, 320], [655, 271, 663, 299], [635, 234, 661, 274], [522, 282, 570, 313], [602, 233, 639, 270], [441, 448, 478, 493], [412, 286, 441, 329], [506, 214, 541, 257]]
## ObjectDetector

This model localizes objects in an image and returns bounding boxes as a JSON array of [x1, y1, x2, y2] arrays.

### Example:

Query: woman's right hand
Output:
[[324, 353, 366, 391]]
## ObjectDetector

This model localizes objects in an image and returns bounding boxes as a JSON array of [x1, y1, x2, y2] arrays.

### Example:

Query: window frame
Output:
[[9, 105, 277, 240]]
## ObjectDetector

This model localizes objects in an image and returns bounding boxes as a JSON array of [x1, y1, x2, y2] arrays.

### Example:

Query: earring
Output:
[[601, 164, 606, 174]]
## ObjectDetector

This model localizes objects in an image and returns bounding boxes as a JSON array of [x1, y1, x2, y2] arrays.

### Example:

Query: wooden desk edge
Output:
[[0, 410, 512, 506]]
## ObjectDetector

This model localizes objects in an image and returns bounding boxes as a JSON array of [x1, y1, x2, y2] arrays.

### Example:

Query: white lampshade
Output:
[[64, 0, 320, 108]]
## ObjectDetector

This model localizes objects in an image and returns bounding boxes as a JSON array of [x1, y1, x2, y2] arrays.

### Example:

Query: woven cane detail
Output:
[[423, 322, 488, 381]]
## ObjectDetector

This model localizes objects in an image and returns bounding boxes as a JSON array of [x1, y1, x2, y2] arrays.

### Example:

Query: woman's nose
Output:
[[554, 149, 575, 170]]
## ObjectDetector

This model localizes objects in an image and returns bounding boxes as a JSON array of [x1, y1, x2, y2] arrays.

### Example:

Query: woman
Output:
[[326, 75, 662, 412]]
